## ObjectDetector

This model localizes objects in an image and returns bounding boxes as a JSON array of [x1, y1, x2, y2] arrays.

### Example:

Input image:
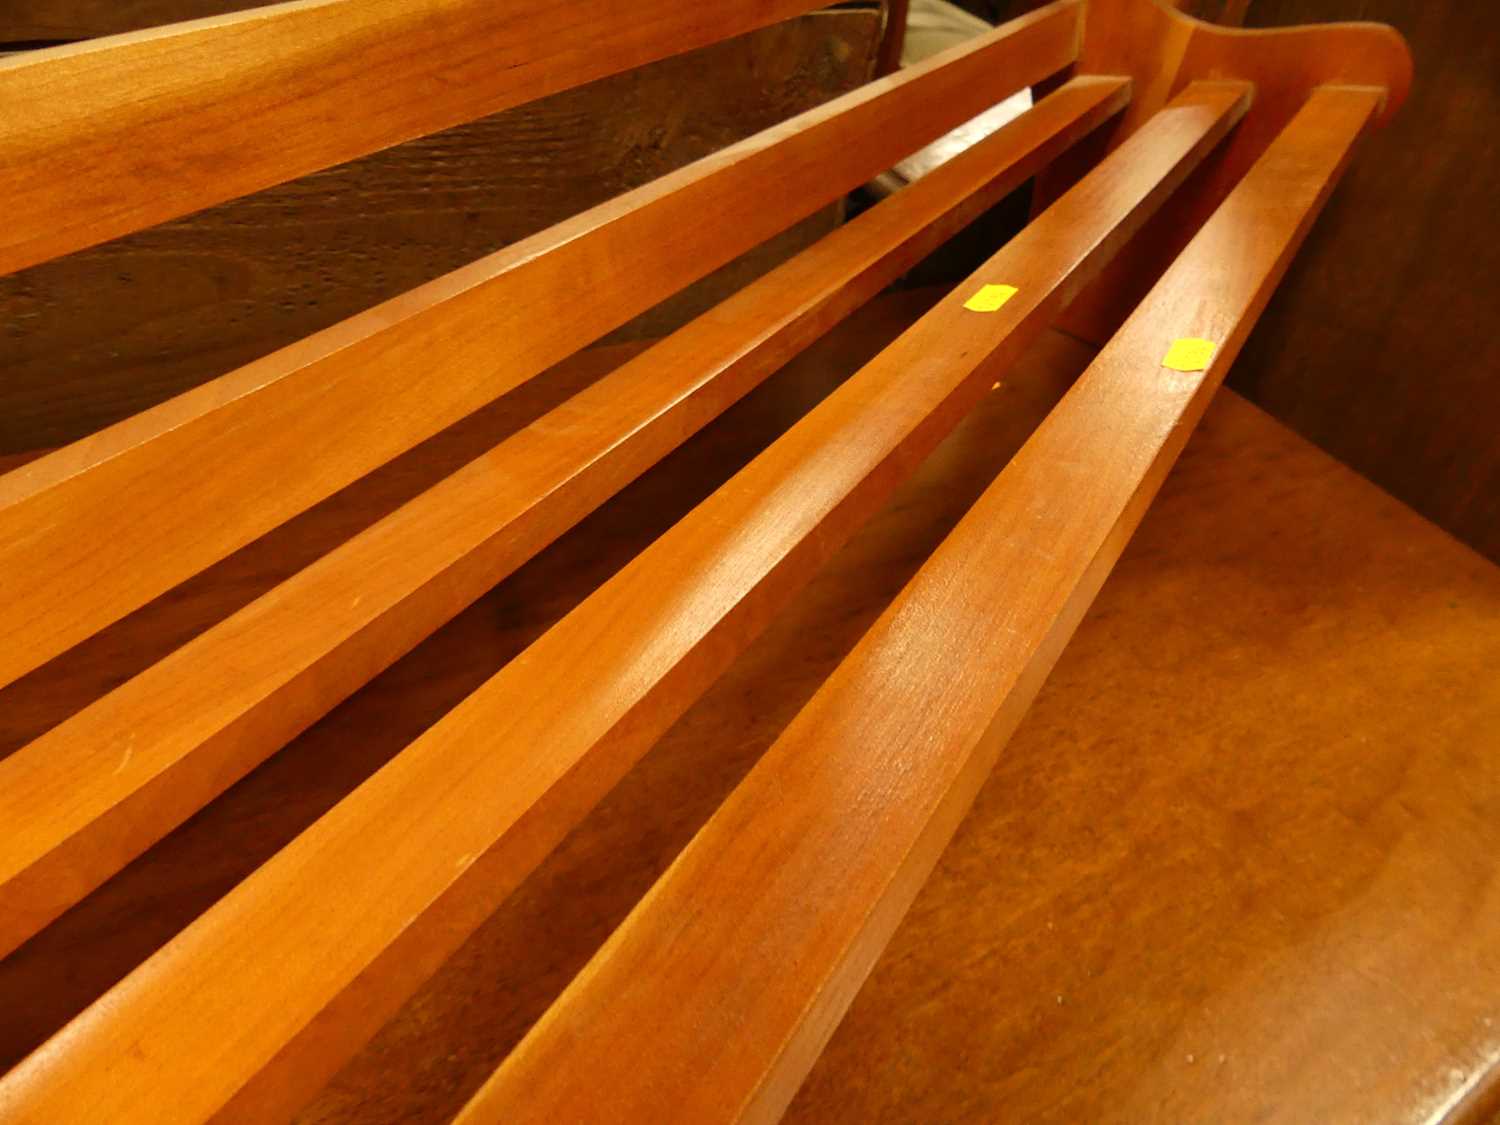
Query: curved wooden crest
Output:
[[1045, 0, 1412, 341]]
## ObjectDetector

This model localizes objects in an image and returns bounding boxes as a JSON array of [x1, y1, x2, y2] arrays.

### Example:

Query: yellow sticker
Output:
[[963, 283, 1018, 313], [1162, 337, 1216, 372]]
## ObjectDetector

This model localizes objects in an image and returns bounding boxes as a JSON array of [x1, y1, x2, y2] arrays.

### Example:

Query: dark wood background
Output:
[[1231, 0, 1499, 563]]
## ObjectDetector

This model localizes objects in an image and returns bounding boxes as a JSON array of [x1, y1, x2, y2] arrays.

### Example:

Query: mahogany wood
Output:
[[0, 76, 1132, 961], [0, 1, 1084, 691], [1043, 0, 1411, 341], [0, 0, 837, 275], [3, 322, 1492, 1125], [460, 85, 1382, 1125], [0, 10, 879, 454], [0, 82, 1248, 1125]]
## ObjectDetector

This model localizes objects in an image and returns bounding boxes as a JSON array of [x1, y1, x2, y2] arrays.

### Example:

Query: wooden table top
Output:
[[2, 291, 1496, 1123]]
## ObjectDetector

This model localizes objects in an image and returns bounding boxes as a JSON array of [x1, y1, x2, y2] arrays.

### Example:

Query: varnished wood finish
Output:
[[0, 2, 1085, 692], [1042, 0, 1410, 342], [0, 295, 937, 1091], [457, 85, 1380, 1125], [0, 83, 1246, 1125], [0, 0, 837, 274], [0, 10, 879, 454], [781, 350, 1500, 1125], [0, 77, 1132, 962], [4, 314, 1493, 1125]]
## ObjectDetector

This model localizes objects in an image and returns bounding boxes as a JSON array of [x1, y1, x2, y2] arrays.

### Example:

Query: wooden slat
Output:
[[0, 0, 831, 275], [0, 76, 1133, 961], [0, 81, 1248, 1125], [0, 1, 1084, 692], [457, 86, 1383, 1125], [0, 9, 882, 455], [1037, 0, 1410, 345]]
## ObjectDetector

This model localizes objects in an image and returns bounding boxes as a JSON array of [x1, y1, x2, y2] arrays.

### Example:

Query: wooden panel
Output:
[[0, 1, 1085, 691], [0, 82, 1246, 1125], [0, 10, 878, 455], [1041, 0, 1410, 344], [0, 77, 1133, 961], [456, 85, 1380, 1125], [0, 0, 846, 274], [1225, 0, 1500, 564]]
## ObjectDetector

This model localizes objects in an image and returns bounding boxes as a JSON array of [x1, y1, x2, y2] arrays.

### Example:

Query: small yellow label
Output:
[[963, 283, 1018, 313], [1162, 337, 1216, 372]]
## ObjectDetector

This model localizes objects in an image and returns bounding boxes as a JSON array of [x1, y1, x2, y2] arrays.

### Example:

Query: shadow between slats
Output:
[[302, 315, 1096, 1125], [0, 288, 948, 1076]]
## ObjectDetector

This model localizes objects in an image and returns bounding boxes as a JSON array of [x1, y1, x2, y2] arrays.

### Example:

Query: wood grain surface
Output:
[[4, 307, 1496, 1124], [458, 85, 1382, 1125], [892, 0, 1499, 571], [0, 0, 841, 274], [1041, 0, 1410, 343], [0, 10, 878, 455], [0, 76, 1131, 963], [0, 81, 1243, 1125], [779, 354, 1500, 1125], [0, 1, 1083, 692]]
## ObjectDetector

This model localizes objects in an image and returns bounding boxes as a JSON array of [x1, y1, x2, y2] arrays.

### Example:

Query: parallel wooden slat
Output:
[[0, 1, 1084, 691], [0, 76, 1133, 961], [0, 9, 884, 456], [0, 0, 832, 275], [457, 86, 1384, 1125], [0, 81, 1249, 1125]]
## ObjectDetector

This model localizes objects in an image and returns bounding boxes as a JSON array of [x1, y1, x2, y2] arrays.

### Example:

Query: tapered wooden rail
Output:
[[0, 82, 1249, 1124], [458, 84, 1384, 1125], [0, 0, 836, 276], [0, 0, 1083, 691], [0, 76, 1133, 962]]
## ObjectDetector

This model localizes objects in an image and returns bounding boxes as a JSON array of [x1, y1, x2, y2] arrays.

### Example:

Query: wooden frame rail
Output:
[[0, 0, 1083, 690], [0, 0, 1413, 1122], [0, 74, 1132, 962]]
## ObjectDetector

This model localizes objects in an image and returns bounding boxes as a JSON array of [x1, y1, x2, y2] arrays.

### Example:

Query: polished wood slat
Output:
[[0, 82, 1248, 1125], [778, 362, 1500, 1125], [458, 86, 1382, 1125], [0, 0, 834, 275], [0, 1, 1084, 692], [0, 9, 880, 455], [0, 76, 1133, 962]]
